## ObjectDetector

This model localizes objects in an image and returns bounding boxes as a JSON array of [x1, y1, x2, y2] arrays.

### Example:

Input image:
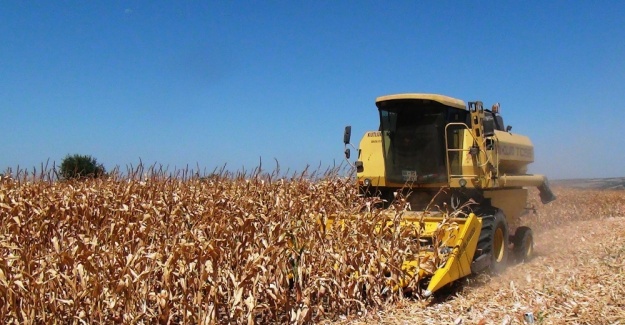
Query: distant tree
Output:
[[60, 154, 106, 180]]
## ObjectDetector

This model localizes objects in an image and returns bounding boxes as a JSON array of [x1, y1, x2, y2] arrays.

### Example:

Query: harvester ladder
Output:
[[444, 101, 498, 186], [444, 122, 477, 181]]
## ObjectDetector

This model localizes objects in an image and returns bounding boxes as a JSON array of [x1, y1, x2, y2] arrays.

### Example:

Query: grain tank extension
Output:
[[343, 93, 555, 296]]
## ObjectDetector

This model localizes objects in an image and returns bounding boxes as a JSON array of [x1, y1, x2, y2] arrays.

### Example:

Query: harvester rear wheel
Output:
[[512, 226, 534, 262], [476, 209, 509, 273]]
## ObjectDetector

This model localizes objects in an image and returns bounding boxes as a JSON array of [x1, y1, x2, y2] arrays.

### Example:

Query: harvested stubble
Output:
[[0, 169, 432, 324]]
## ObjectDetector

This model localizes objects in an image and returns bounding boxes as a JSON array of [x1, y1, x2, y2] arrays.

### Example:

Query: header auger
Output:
[[343, 93, 555, 296]]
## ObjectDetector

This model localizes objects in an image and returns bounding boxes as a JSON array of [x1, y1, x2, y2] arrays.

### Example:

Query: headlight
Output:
[[364, 178, 371, 187]]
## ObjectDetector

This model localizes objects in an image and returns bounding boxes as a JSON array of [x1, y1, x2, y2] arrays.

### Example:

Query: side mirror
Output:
[[506, 125, 512, 132], [343, 126, 352, 144], [344, 148, 350, 159]]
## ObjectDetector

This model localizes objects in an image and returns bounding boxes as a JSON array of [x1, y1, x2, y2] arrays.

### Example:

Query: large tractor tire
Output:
[[475, 209, 509, 273], [512, 226, 534, 262]]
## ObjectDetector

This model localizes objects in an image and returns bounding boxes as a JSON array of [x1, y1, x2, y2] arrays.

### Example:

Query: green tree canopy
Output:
[[59, 154, 105, 180]]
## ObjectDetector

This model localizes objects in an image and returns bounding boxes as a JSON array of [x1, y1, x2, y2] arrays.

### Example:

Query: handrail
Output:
[[444, 121, 496, 184], [444, 122, 474, 182]]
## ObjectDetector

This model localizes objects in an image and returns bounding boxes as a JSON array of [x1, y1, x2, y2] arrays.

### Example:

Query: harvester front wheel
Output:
[[513, 226, 534, 262], [477, 209, 509, 273]]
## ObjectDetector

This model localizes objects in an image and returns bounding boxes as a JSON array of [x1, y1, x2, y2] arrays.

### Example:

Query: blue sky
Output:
[[2, 1, 624, 179]]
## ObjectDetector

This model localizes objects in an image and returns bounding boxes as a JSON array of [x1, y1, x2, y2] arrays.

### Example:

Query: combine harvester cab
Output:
[[343, 93, 556, 296]]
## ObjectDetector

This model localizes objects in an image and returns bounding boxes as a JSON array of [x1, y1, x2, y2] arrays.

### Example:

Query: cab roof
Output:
[[375, 93, 466, 110]]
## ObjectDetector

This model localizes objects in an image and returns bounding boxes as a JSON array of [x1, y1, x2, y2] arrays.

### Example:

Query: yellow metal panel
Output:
[[425, 213, 481, 295], [494, 130, 534, 174], [484, 188, 528, 227], [356, 131, 386, 186]]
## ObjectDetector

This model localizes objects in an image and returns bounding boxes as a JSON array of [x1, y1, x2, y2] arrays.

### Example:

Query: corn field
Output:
[[1, 166, 624, 324], [0, 166, 436, 324]]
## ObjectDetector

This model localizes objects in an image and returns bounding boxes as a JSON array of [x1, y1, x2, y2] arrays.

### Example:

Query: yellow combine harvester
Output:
[[342, 93, 556, 297]]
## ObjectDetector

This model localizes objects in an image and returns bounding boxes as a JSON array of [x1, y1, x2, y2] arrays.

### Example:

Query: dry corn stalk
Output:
[[0, 166, 436, 324], [3, 168, 624, 324]]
